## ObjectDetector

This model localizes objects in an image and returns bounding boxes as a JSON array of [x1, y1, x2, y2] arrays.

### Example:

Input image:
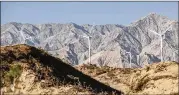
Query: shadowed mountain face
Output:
[[1, 13, 178, 67], [0, 44, 123, 94]]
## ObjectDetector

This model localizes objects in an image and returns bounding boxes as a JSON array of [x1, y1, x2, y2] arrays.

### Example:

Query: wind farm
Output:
[[1, 14, 178, 68], [1, 2, 178, 94]]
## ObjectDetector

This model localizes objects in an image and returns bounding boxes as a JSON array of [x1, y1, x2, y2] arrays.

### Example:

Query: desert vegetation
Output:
[[76, 61, 179, 94], [0, 44, 122, 94]]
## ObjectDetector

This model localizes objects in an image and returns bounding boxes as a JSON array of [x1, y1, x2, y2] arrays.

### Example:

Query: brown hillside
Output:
[[76, 61, 179, 94], [0, 44, 123, 94]]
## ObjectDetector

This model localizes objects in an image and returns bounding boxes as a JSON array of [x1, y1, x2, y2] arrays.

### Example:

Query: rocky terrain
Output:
[[1, 13, 178, 67], [1, 45, 178, 94], [0, 45, 122, 94], [76, 61, 179, 94]]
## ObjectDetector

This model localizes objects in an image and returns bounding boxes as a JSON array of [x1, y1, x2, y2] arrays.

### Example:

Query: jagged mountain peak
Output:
[[130, 13, 172, 26], [141, 12, 170, 21], [6, 22, 22, 26], [1, 13, 178, 68]]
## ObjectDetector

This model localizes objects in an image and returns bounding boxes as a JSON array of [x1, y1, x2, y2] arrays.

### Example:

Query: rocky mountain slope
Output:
[[0, 44, 122, 94], [1, 13, 178, 67], [76, 61, 179, 94]]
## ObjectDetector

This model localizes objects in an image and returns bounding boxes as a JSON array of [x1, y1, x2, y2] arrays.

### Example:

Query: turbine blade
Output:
[[79, 35, 89, 38], [162, 27, 171, 35], [49, 43, 53, 47], [72, 40, 79, 44], [148, 29, 160, 36], [161, 21, 175, 35], [174, 50, 178, 52], [26, 36, 32, 40]]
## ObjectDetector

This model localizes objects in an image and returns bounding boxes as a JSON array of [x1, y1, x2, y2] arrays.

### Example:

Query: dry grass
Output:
[[1, 44, 123, 94], [77, 61, 179, 94]]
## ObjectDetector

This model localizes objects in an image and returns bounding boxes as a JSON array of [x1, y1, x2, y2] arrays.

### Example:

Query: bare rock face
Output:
[[1, 13, 178, 67]]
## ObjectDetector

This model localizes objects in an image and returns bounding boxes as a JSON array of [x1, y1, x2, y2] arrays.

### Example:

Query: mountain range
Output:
[[1, 13, 178, 68]]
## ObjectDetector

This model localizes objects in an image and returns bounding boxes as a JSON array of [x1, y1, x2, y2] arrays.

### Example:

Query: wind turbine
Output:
[[172, 50, 178, 62], [19, 28, 35, 46], [126, 47, 132, 68], [19, 29, 26, 44], [148, 21, 174, 62], [79, 23, 95, 64], [26, 36, 36, 46], [137, 55, 140, 64]]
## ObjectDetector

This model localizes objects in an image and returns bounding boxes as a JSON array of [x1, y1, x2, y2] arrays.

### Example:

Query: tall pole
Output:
[[126, 52, 131, 68], [130, 53, 131, 68], [20, 30, 26, 44], [79, 35, 91, 64], [160, 35, 163, 62], [88, 37, 91, 64], [126, 47, 132, 68], [173, 52, 175, 61], [137, 55, 140, 64], [173, 50, 178, 61]]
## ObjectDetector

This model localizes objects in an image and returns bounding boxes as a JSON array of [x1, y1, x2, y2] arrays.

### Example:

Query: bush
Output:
[[0, 61, 9, 65], [107, 71, 115, 78], [5, 64, 22, 84]]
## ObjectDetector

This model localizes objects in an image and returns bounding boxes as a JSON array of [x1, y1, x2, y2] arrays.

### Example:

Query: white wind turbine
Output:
[[19, 28, 35, 45], [148, 21, 174, 62], [26, 36, 35, 45], [126, 47, 132, 68], [79, 23, 95, 64], [172, 50, 178, 62], [19, 29, 26, 44], [137, 55, 140, 64]]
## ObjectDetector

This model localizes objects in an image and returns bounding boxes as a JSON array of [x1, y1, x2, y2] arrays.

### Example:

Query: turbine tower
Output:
[[148, 21, 174, 62], [126, 47, 132, 68], [173, 50, 178, 62], [79, 23, 95, 64], [137, 55, 140, 64], [19, 28, 26, 44]]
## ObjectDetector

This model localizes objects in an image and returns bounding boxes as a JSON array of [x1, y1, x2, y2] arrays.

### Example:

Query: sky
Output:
[[1, 2, 178, 25]]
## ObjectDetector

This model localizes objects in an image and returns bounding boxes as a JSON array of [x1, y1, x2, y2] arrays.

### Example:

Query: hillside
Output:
[[0, 44, 122, 94], [76, 61, 179, 94], [1, 13, 178, 67]]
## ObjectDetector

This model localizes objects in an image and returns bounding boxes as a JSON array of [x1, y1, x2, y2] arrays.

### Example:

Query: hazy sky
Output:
[[1, 2, 178, 25]]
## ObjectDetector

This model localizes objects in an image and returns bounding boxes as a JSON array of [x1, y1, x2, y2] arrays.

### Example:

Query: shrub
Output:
[[107, 71, 115, 78], [95, 69, 106, 76], [0, 61, 9, 65], [5, 64, 22, 84]]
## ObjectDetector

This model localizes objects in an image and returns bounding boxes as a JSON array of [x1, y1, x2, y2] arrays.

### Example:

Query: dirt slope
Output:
[[0, 44, 123, 94], [76, 61, 179, 94]]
